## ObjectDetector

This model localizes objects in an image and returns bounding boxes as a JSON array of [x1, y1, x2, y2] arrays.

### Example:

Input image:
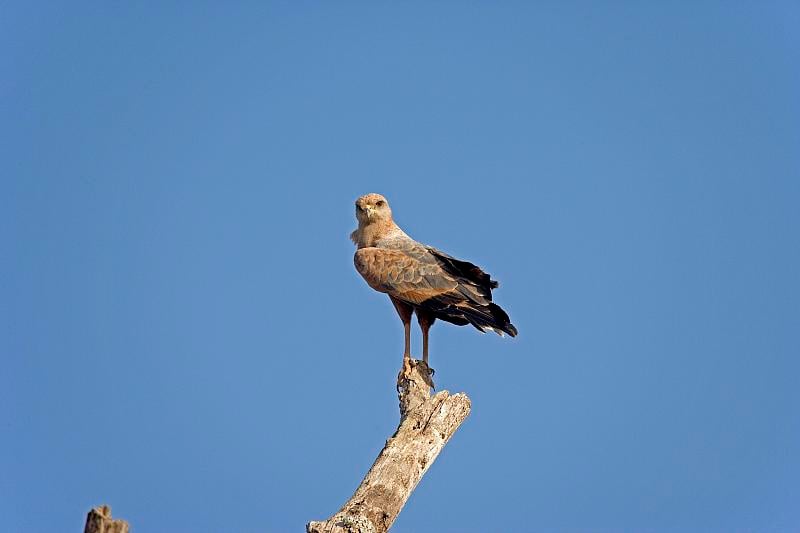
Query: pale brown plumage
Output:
[[351, 193, 517, 375]]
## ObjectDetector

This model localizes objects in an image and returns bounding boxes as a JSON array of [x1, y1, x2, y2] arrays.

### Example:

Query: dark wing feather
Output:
[[425, 247, 517, 336], [428, 247, 498, 296]]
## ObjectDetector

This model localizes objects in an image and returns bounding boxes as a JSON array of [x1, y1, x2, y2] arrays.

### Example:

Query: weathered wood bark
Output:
[[84, 505, 129, 533], [307, 359, 471, 533]]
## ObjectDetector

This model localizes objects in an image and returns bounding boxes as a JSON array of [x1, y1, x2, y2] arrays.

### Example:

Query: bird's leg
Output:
[[391, 297, 415, 386], [422, 325, 430, 366], [417, 310, 436, 378], [403, 320, 412, 362], [399, 319, 413, 389]]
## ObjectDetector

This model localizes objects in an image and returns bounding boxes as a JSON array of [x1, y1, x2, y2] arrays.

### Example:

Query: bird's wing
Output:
[[355, 243, 518, 337], [354, 246, 458, 305]]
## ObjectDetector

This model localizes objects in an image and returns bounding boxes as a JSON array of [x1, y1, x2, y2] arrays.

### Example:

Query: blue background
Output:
[[2, 3, 799, 532]]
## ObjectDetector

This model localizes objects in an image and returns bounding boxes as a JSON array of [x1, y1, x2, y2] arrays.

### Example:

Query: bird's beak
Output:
[[365, 206, 375, 218]]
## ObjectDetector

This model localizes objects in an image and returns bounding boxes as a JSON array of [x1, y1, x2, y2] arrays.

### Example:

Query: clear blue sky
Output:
[[2, 3, 799, 532]]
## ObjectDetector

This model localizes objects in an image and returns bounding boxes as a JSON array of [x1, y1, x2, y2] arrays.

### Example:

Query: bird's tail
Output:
[[459, 302, 518, 337]]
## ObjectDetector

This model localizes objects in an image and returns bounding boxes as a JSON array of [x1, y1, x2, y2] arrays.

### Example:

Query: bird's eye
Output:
[[376, 200, 385, 207]]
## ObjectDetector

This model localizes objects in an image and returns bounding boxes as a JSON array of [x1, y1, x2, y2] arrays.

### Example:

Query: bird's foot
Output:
[[417, 360, 436, 390], [396, 355, 414, 392], [396, 356, 435, 392]]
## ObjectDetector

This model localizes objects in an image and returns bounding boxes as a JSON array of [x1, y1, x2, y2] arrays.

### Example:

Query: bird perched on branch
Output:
[[351, 193, 517, 381]]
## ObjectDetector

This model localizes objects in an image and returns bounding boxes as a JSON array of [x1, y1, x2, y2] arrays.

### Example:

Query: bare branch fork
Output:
[[307, 359, 472, 533], [83, 506, 128, 533]]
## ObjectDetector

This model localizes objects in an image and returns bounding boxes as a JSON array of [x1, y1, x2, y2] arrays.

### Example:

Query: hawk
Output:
[[351, 193, 517, 376]]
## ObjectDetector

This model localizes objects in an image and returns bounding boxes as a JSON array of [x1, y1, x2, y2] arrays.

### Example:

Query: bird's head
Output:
[[355, 193, 392, 224]]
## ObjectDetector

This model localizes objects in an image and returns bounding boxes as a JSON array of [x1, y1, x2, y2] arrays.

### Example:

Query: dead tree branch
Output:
[[307, 359, 471, 533]]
